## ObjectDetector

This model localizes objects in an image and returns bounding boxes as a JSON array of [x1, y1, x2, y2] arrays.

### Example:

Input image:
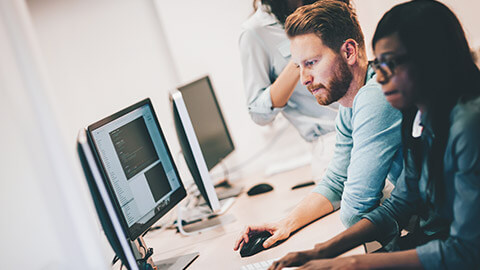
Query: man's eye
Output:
[[305, 60, 317, 67]]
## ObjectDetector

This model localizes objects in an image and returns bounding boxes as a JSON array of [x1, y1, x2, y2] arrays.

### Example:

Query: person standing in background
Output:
[[239, 0, 338, 145]]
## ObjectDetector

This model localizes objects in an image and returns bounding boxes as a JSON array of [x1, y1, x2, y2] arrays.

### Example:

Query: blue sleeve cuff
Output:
[[363, 207, 400, 249], [312, 181, 342, 210], [416, 241, 442, 270], [340, 208, 362, 228], [248, 86, 283, 125], [248, 85, 273, 113]]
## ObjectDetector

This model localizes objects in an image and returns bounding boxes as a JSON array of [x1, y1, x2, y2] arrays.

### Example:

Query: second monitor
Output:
[[177, 76, 235, 171], [171, 76, 238, 225]]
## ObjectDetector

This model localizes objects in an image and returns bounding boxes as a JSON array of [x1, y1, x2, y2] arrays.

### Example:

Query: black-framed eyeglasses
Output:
[[372, 54, 409, 83]]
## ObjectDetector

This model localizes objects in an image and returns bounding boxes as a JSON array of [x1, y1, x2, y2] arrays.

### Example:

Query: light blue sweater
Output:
[[312, 67, 403, 227]]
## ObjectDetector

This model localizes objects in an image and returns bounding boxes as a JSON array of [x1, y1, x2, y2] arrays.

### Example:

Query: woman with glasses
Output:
[[268, 1, 480, 269]]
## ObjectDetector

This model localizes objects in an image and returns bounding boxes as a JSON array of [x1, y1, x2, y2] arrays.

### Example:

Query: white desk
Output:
[[139, 166, 364, 269]]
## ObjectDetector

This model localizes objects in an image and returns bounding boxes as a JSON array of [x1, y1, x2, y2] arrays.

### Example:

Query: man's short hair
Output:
[[285, 0, 365, 53]]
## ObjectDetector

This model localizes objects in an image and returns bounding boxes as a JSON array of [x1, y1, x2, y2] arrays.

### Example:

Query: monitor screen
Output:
[[177, 76, 234, 171], [87, 98, 186, 240]]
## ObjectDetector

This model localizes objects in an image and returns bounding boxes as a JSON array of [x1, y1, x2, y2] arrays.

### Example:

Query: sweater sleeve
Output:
[[238, 28, 283, 125], [416, 119, 480, 270]]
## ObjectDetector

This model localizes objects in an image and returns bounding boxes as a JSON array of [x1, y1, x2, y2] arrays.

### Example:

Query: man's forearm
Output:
[[270, 61, 300, 107], [281, 193, 334, 233]]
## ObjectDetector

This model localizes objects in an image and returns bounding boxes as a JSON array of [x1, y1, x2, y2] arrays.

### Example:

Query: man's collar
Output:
[[412, 110, 423, 138], [365, 63, 376, 82]]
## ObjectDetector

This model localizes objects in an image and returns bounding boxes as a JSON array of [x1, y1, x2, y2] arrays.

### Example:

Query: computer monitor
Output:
[[77, 130, 139, 270], [171, 91, 221, 212], [177, 76, 235, 171], [78, 98, 198, 268], [86, 98, 186, 240]]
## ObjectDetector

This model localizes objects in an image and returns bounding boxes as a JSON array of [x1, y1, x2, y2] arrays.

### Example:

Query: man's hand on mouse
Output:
[[233, 221, 291, 251]]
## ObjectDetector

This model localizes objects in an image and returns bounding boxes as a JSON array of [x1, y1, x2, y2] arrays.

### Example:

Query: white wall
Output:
[[26, 0, 181, 161], [0, 0, 109, 268], [0, 14, 64, 269]]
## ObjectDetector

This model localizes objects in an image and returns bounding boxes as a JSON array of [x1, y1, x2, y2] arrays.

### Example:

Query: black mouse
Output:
[[247, 183, 273, 196], [240, 231, 272, 257]]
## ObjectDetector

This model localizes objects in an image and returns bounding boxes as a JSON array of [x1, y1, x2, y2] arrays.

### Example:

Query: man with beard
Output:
[[234, 0, 403, 253]]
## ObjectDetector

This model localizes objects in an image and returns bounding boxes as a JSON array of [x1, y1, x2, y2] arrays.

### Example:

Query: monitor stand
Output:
[[132, 236, 199, 270], [176, 197, 236, 236], [211, 161, 244, 200], [213, 183, 244, 201]]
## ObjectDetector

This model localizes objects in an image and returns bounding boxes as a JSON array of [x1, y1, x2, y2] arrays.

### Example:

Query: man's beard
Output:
[[307, 56, 353, 105]]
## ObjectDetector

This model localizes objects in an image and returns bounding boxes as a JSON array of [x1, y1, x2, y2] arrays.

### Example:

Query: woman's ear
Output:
[[341, 39, 359, 65]]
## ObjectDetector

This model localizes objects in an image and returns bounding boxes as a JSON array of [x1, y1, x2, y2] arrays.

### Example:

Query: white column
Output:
[[0, 0, 108, 268]]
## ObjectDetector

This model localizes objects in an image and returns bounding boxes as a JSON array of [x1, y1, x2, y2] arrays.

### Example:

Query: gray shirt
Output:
[[364, 96, 480, 269], [238, 6, 337, 142]]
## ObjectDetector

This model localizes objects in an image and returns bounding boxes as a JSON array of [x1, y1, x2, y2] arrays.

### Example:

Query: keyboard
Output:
[[241, 258, 296, 270], [241, 259, 275, 270]]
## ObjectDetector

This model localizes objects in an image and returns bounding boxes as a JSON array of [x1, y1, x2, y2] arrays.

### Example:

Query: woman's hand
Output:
[[268, 243, 331, 270], [297, 257, 364, 270]]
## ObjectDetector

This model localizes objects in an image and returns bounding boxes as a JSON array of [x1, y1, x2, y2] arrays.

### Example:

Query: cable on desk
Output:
[[112, 255, 120, 265], [112, 255, 127, 270]]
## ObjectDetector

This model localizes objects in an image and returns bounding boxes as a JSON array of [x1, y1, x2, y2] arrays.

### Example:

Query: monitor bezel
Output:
[[177, 75, 235, 170], [77, 129, 139, 269], [86, 98, 186, 241]]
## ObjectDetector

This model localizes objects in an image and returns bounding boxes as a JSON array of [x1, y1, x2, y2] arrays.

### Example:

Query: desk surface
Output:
[[142, 166, 364, 269]]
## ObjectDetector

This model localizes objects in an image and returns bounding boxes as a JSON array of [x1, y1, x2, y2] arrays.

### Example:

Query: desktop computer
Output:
[[171, 90, 221, 212], [77, 98, 198, 269], [169, 76, 241, 233], [171, 90, 236, 234]]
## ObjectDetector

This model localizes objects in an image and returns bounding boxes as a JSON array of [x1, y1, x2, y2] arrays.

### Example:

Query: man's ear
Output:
[[340, 39, 359, 65]]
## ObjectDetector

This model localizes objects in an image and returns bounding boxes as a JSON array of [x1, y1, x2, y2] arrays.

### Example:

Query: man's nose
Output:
[[300, 69, 312, 86]]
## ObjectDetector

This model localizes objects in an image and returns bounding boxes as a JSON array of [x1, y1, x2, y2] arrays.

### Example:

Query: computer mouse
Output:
[[247, 183, 273, 196], [240, 231, 272, 257]]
